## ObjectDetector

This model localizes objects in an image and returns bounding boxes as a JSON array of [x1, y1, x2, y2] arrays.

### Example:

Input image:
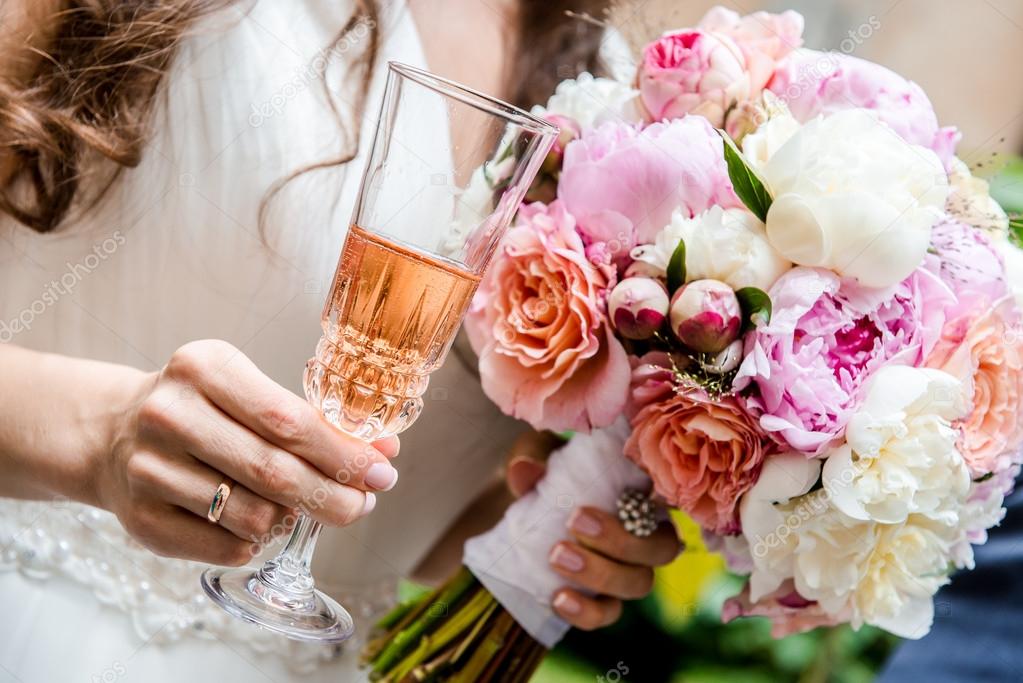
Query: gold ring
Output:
[[207, 480, 234, 524]]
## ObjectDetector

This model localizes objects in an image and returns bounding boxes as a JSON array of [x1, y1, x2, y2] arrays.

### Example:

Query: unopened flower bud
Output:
[[608, 277, 670, 340], [669, 279, 741, 353]]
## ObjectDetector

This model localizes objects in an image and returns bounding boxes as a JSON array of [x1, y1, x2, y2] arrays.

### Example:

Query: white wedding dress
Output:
[[0, 2, 526, 680]]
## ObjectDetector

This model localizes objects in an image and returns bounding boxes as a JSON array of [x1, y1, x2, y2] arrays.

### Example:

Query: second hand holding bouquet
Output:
[[365, 6, 1023, 680]]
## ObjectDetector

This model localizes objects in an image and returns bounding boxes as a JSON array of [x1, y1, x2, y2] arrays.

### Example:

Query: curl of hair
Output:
[[0, 0, 611, 234]]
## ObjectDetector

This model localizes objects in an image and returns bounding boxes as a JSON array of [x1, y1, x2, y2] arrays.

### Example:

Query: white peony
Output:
[[531, 72, 643, 130], [759, 109, 949, 289], [822, 365, 971, 525], [629, 206, 791, 291], [992, 238, 1023, 309], [741, 452, 961, 639], [740, 452, 823, 599], [790, 510, 956, 638], [945, 156, 1009, 240], [740, 96, 801, 172]]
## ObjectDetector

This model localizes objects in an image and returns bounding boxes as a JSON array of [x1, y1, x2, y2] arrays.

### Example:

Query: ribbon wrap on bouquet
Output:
[[462, 418, 650, 648]]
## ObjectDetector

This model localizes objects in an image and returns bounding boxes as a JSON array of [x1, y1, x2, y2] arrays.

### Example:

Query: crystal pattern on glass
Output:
[[304, 225, 480, 440]]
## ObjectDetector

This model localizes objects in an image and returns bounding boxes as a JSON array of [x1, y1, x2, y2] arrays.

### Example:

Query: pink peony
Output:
[[558, 118, 740, 260], [926, 297, 1023, 477], [697, 7, 804, 92], [930, 218, 1008, 320], [464, 201, 630, 431], [638, 29, 750, 126], [770, 49, 960, 170], [625, 360, 768, 534], [722, 581, 848, 638], [735, 264, 954, 455]]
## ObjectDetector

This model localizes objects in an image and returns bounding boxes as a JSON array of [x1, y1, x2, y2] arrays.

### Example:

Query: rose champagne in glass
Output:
[[200, 62, 557, 643]]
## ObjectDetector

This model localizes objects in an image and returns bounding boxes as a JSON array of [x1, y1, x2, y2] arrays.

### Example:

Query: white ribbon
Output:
[[462, 417, 650, 648]]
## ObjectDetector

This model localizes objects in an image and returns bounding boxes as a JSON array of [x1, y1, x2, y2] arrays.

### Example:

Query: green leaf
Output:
[[719, 131, 773, 223], [735, 287, 772, 332], [1009, 216, 1023, 249], [666, 238, 687, 294]]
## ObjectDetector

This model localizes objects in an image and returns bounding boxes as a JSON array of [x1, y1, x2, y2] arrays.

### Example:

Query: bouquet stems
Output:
[[362, 568, 547, 682]]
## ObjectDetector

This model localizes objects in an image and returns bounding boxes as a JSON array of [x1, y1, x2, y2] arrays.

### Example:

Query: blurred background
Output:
[[526, 1, 1023, 681]]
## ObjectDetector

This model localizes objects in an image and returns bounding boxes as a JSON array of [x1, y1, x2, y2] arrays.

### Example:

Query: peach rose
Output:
[[464, 201, 630, 432], [926, 296, 1023, 476], [625, 372, 767, 534]]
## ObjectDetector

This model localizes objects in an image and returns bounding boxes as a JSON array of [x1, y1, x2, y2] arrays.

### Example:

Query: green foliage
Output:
[[667, 239, 687, 294], [545, 572, 899, 683], [735, 286, 772, 332], [720, 132, 773, 222]]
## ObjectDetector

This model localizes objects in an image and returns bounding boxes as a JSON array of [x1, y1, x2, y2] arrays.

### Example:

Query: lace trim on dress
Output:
[[0, 499, 397, 673]]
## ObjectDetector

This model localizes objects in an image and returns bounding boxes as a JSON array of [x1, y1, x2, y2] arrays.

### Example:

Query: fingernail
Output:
[[362, 492, 377, 515], [550, 544, 585, 573], [365, 463, 398, 491], [553, 592, 582, 616], [568, 510, 602, 537]]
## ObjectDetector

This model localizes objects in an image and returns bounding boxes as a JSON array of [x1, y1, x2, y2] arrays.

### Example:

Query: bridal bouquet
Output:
[[364, 6, 1023, 680]]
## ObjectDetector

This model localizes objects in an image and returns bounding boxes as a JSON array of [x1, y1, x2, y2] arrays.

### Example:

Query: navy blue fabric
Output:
[[877, 474, 1023, 682]]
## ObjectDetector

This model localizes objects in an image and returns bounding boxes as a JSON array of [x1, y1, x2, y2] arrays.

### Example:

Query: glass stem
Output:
[[259, 515, 322, 597]]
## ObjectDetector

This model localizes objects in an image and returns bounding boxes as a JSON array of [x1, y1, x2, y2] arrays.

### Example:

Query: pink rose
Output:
[[625, 365, 767, 534], [465, 201, 630, 431], [698, 7, 804, 92], [558, 118, 739, 259], [722, 581, 848, 638], [638, 29, 750, 126], [926, 297, 1023, 477], [735, 264, 954, 454], [770, 49, 960, 170]]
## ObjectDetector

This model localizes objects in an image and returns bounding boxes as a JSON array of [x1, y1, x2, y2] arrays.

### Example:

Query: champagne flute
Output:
[[200, 62, 557, 643]]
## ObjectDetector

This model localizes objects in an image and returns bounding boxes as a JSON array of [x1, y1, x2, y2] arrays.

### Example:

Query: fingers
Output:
[[163, 341, 397, 479], [567, 507, 682, 567], [504, 430, 562, 497], [129, 451, 292, 542], [548, 541, 654, 600], [122, 503, 256, 567], [506, 455, 546, 498], [136, 395, 376, 526], [551, 589, 622, 631]]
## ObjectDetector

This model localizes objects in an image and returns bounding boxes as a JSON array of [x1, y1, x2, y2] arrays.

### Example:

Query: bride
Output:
[[0, 0, 680, 680]]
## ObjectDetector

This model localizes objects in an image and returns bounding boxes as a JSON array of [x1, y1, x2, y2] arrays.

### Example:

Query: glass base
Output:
[[200, 566, 355, 644]]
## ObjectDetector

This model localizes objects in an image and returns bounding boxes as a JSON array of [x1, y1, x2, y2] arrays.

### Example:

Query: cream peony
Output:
[[630, 206, 791, 291], [995, 239, 1023, 308], [532, 72, 643, 131], [759, 109, 949, 289], [790, 510, 957, 638], [742, 453, 963, 639], [740, 97, 801, 172], [822, 365, 971, 525], [945, 157, 1009, 240]]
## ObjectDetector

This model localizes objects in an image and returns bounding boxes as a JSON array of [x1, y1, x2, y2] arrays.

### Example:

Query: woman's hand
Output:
[[507, 430, 682, 631], [97, 339, 400, 566]]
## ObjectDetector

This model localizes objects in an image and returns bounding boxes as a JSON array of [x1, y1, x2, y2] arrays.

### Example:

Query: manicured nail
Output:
[[362, 492, 377, 515], [568, 510, 602, 537], [553, 592, 582, 616], [365, 463, 398, 491], [550, 544, 585, 573]]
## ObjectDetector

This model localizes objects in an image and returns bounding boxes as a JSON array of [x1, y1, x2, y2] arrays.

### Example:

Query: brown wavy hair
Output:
[[0, 0, 612, 234]]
